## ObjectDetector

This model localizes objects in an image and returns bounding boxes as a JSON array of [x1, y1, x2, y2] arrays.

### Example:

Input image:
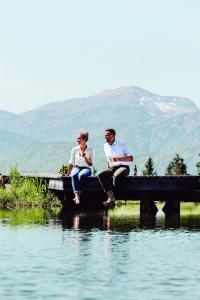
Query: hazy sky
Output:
[[0, 0, 200, 113]]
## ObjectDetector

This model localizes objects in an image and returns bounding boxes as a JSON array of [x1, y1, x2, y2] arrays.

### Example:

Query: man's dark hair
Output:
[[105, 128, 116, 136]]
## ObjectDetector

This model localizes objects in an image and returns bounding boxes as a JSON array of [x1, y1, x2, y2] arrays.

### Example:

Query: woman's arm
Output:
[[66, 148, 75, 175], [66, 164, 73, 176]]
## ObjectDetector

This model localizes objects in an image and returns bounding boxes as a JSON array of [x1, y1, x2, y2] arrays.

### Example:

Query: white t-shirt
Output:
[[104, 140, 133, 167], [69, 146, 94, 168]]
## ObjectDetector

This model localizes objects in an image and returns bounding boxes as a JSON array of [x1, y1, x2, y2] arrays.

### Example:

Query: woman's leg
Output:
[[71, 167, 82, 204], [71, 167, 81, 192], [78, 168, 92, 190]]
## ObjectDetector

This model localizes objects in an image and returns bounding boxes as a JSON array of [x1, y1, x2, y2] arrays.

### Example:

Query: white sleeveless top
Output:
[[69, 146, 94, 168]]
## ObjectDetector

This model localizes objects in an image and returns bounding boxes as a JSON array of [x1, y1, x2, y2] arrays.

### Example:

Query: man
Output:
[[98, 129, 133, 207]]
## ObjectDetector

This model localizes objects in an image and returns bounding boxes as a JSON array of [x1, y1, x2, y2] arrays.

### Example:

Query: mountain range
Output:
[[0, 86, 199, 174]]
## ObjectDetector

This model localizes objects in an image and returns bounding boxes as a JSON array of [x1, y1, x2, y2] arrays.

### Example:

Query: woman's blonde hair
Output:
[[78, 131, 89, 142]]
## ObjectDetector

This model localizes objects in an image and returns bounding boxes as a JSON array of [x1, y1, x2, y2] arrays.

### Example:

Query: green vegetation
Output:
[[0, 208, 60, 226], [0, 167, 60, 209], [165, 153, 188, 175], [59, 164, 69, 175], [58, 164, 98, 176], [181, 203, 200, 216], [142, 157, 157, 176]]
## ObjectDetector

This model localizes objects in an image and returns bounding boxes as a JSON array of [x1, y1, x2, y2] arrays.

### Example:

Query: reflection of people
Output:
[[67, 131, 93, 204], [73, 215, 80, 230], [98, 129, 133, 207], [103, 215, 111, 230]]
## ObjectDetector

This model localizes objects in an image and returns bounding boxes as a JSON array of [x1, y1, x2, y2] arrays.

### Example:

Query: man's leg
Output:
[[98, 167, 117, 206], [113, 166, 130, 187], [104, 166, 129, 206], [98, 167, 116, 191]]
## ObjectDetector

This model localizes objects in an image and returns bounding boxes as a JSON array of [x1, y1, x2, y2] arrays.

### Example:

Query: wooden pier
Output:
[[48, 175, 200, 214], [2, 174, 200, 214]]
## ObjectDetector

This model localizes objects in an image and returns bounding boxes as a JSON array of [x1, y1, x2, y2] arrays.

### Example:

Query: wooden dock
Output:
[[48, 175, 200, 213], [2, 174, 200, 213]]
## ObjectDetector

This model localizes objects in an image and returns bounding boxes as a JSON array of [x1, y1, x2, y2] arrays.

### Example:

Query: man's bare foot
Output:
[[103, 200, 115, 207], [106, 191, 115, 200], [103, 190, 115, 207]]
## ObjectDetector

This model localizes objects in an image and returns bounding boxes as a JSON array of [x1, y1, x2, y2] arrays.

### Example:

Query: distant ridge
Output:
[[0, 86, 199, 174]]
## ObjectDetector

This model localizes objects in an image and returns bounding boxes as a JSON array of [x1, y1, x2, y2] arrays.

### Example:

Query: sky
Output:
[[0, 0, 200, 113]]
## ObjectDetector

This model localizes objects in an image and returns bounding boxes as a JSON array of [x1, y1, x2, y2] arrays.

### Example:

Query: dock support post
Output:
[[162, 200, 180, 215], [165, 213, 180, 229], [140, 198, 158, 214], [140, 212, 156, 228]]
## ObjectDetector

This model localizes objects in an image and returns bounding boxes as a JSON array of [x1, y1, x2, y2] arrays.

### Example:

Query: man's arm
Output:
[[113, 142, 133, 162], [113, 156, 133, 162]]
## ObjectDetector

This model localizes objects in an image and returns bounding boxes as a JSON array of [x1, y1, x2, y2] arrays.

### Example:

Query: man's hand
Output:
[[113, 157, 119, 162], [113, 156, 133, 162]]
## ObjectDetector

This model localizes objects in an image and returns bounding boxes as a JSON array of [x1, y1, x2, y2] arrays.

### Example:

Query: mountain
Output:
[[0, 86, 199, 174], [0, 127, 34, 154], [1, 86, 198, 141]]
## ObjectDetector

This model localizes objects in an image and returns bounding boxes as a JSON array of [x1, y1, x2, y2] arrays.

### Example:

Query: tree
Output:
[[142, 157, 157, 176], [196, 153, 200, 175], [165, 153, 188, 175], [93, 167, 98, 176]]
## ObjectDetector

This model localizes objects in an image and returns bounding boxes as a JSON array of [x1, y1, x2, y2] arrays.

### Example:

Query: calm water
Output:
[[1, 203, 200, 300]]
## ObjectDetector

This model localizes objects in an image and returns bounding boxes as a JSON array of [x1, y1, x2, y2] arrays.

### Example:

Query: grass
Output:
[[0, 208, 60, 226], [0, 167, 61, 209]]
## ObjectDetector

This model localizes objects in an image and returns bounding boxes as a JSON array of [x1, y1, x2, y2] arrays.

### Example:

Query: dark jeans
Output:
[[98, 165, 130, 192]]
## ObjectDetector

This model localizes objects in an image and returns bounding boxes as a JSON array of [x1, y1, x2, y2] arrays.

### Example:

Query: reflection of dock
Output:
[[59, 207, 200, 231]]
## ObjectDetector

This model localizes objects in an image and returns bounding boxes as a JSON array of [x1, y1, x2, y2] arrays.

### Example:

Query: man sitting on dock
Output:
[[98, 129, 133, 207]]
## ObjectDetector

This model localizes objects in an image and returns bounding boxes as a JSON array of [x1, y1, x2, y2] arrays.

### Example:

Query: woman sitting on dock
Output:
[[67, 131, 93, 204]]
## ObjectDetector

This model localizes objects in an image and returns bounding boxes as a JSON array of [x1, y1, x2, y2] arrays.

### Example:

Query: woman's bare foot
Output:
[[75, 196, 80, 205], [73, 192, 81, 204]]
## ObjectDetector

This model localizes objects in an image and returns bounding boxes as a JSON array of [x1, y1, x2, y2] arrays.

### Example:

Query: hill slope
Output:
[[0, 86, 199, 174]]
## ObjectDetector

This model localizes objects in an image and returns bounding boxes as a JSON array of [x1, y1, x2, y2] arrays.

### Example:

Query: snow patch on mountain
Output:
[[155, 101, 176, 112]]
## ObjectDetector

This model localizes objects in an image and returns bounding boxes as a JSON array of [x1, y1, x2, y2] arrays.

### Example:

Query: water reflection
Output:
[[1, 203, 200, 231], [60, 210, 158, 231], [1, 204, 200, 300], [59, 203, 200, 232]]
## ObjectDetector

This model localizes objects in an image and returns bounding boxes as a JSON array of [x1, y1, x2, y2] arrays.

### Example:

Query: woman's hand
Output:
[[66, 164, 73, 176], [81, 151, 92, 166], [82, 151, 86, 158]]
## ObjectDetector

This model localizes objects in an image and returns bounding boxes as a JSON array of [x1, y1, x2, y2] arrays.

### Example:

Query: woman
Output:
[[67, 131, 93, 204]]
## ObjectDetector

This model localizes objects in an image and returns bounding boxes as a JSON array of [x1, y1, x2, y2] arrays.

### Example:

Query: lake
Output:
[[0, 203, 200, 300]]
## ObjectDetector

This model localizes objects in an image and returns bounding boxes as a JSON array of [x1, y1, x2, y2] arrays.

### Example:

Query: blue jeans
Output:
[[71, 167, 92, 193]]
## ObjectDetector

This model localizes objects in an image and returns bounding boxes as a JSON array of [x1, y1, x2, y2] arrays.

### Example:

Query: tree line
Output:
[[59, 153, 200, 176], [142, 153, 200, 176]]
